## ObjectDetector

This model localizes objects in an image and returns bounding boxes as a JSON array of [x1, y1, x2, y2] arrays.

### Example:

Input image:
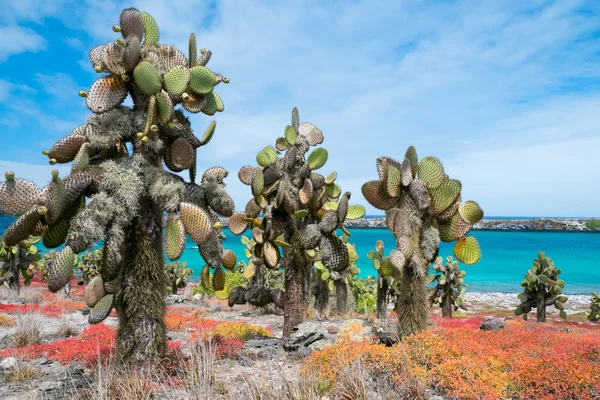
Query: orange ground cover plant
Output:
[[302, 321, 600, 400]]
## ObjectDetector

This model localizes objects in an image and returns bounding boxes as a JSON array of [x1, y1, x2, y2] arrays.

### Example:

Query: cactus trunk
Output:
[[283, 247, 311, 340], [334, 278, 348, 316], [313, 276, 329, 320], [536, 290, 547, 323], [116, 196, 167, 365], [377, 274, 389, 319], [8, 245, 20, 293], [395, 262, 429, 337], [441, 290, 453, 318]]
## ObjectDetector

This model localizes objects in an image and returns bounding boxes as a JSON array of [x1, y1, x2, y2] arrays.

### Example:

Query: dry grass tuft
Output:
[[0, 313, 14, 327], [245, 375, 330, 400], [0, 286, 42, 303], [56, 319, 78, 338], [1, 358, 39, 383], [334, 361, 370, 400], [12, 315, 42, 347]]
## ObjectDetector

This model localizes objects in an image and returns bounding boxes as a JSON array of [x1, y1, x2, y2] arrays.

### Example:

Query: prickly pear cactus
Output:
[[427, 256, 467, 318], [587, 292, 600, 322], [362, 147, 483, 337], [0, 8, 235, 364], [165, 261, 192, 294], [0, 236, 43, 290], [229, 107, 366, 338], [515, 252, 567, 322], [366, 240, 395, 319]]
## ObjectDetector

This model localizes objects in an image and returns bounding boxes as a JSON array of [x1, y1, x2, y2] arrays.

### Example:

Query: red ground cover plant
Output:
[[303, 321, 600, 400]]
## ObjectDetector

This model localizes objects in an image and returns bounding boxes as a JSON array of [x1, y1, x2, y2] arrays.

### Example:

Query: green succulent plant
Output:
[[362, 146, 483, 337], [165, 261, 192, 294], [228, 107, 366, 339], [349, 276, 377, 314], [0, 236, 43, 290], [366, 240, 395, 319], [586, 292, 600, 322], [0, 8, 235, 365], [515, 252, 568, 322], [427, 256, 467, 318]]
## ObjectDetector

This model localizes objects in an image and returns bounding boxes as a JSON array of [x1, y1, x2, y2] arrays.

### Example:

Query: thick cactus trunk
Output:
[[8, 246, 20, 293], [441, 291, 453, 318], [536, 291, 547, 323], [116, 196, 167, 364], [395, 260, 429, 337], [376, 274, 389, 319], [334, 278, 348, 317], [313, 276, 329, 320], [282, 248, 311, 340]]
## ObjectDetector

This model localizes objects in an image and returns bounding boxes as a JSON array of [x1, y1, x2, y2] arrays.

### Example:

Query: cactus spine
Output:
[[427, 256, 467, 318], [362, 147, 483, 337], [0, 8, 234, 365], [229, 107, 365, 339], [515, 252, 568, 322]]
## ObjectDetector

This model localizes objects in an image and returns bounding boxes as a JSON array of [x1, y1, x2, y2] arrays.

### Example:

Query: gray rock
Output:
[[308, 338, 333, 353], [480, 317, 507, 331], [283, 321, 327, 352], [39, 381, 61, 391], [167, 294, 187, 304], [0, 357, 17, 370], [244, 338, 280, 360]]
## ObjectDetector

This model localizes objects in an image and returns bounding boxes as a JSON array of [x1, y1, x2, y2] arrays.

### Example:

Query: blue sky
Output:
[[0, 0, 599, 217]]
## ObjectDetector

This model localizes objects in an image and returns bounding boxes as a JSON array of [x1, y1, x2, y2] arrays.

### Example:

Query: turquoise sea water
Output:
[[2, 216, 599, 294]]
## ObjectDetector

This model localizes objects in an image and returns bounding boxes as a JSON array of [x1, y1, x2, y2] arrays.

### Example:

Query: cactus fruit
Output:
[[231, 108, 364, 338], [515, 252, 568, 322], [0, 8, 235, 365], [362, 147, 483, 337], [586, 292, 600, 322], [428, 256, 468, 318]]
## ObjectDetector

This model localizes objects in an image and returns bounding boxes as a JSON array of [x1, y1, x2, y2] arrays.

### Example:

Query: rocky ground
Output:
[[0, 285, 598, 400]]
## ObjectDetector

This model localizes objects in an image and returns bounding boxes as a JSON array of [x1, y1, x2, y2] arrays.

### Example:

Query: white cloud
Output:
[[0, 25, 46, 62], [34, 72, 81, 100], [0, 160, 69, 188]]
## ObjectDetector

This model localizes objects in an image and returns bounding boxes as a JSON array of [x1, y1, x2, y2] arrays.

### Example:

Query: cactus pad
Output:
[[47, 245, 74, 293], [321, 235, 350, 272], [0, 178, 43, 216], [213, 266, 225, 291], [458, 200, 484, 225], [222, 249, 237, 271], [298, 123, 323, 146], [429, 179, 462, 215], [43, 218, 70, 249], [133, 61, 162, 95], [408, 179, 431, 210], [384, 163, 402, 198], [307, 148, 328, 170], [200, 264, 210, 288], [251, 169, 264, 198], [228, 212, 249, 235], [49, 135, 87, 164], [417, 157, 445, 189], [165, 138, 195, 172], [166, 214, 186, 261], [156, 89, 174, 123], [285, 125, 297, 146], [182, 93, 207, 113], [346, 204, 366, 220], [85, 275, 106, 308], [404, 146, 418, 178], [453, 236, 481, 265], [264, 241, 280, 268], [180, 202, 213, 244], [120, 8, 145, 40], [140, 12, 160, 45], [439, 213, 471, 242], [86, 75, 128, 113], [299, 178, 313, 205], [164, 65, 190, 96], [89, 294, 114, 324], [201, 92, 224, 115], [3, 206, 47, 246], [189, 66, 216, 94], [362, 180, 398, 210]]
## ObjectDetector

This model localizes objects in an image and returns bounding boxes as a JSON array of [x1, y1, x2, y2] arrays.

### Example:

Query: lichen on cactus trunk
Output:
[[116, 197, 167, 363]]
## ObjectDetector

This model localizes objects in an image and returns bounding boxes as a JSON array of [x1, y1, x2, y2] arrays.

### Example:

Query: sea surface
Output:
[[2, 216, 599, 294]]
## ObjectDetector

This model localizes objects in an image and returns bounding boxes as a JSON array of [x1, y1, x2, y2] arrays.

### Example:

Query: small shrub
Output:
[[585, 219, 600, 230], [0, 313, 14, 327], [212, 321, 272, 341], [12, 316, 42, 347], [2, 358, 39, 383]]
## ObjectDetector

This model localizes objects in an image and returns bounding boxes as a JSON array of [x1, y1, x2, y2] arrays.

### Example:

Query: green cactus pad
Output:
[[380, 257, 394, 277], [405, 146, 419, 178], [346, 204, 366, 220], [429, 179, 462, 214], [120, 8, 144, 40], [439, 213, 472, 242], [436, 195, 461, 221], [200, 264, 210, 288], [0, 178, 43, 217], [85, 275, 106, 308], [264, 241, 280, 269], [256, 150, 274, 167], [180, 202, 213, 245], [276, 137, 289, 151], [166, 214, 186, 261], [47, 245, 74, 293], [89, 294, 114, 324], [213, 267, 225, 291], [458, 200, 484, 225], [361, 180, 398, 210], [43, 218, 70, 249], [417, 157, 445, 189], [86, 75, 128, 113], [222, 249, 237, 271], [244, 262, 256, 279], [251, 169, 264, 198], [201, 121, 217, 145], [325, 183, 341, 198], [189, 66, 217, 94], [384, 163, 402, 198], [133, 61, 162, 95], [49, 135, 87, 164], [307, 148, 328, 170], [201, 92, 224, 115], [228, 212, 249, 235], [164, 65, 191, 96], [140, 12, 160, 46], [285, 125, 297, 146], [453, 236, 481, 265], [156, 89, 174, 123], [2, 206, 47, 246]]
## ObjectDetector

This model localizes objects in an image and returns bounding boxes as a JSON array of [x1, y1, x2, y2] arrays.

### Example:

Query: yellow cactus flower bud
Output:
[[78, 90, 88, 98], [94, 65, 105, 73], [112, 25, 121, 32]]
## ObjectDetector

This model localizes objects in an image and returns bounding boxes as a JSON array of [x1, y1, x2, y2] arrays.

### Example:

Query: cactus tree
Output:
[[515, 252, 567, 322], [229, 108, 365, 339], [587, 292, 600, 322], [0, 8, 236, 364], [427, 256, 468, 318], [0, 236, 43, 291], [362, 146, 483, 337]]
